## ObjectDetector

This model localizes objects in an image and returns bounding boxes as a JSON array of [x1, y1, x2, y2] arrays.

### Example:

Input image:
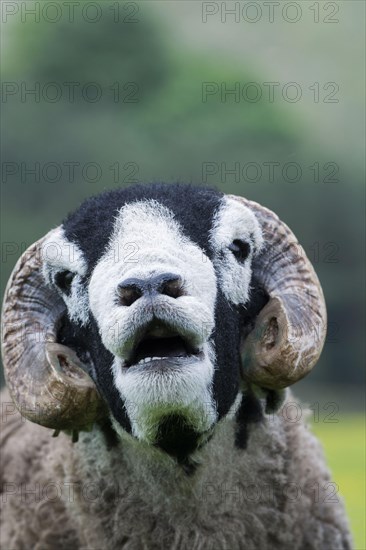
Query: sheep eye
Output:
[[228, 240, 251, 263], [54, 270, 75, 294]]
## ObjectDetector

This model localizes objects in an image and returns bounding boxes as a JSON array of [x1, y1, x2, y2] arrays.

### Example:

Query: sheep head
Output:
[[1, 184, 326, 456]]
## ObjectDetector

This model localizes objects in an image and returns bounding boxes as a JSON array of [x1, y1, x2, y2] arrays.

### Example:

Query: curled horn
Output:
[[1, 229, 105, 432], [229, 196, 327, 390]]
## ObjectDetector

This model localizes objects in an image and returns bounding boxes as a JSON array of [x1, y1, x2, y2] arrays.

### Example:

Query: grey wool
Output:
[[0, 388, 352, 550]]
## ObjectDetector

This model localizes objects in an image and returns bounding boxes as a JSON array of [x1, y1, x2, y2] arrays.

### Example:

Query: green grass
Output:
[[312, 415, 365, 549]]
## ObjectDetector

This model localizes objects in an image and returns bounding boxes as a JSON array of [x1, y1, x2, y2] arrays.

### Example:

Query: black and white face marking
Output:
[[89, 199, 218, 443], [42, 227, 89, 326], [42, 184, 264, 456], [210, 197, 264, 304]]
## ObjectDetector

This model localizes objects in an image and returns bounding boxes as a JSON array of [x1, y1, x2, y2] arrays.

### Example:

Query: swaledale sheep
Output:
[[1, 183, 352, 549]]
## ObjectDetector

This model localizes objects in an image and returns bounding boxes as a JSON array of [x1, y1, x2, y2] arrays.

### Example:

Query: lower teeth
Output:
[[137, 356, 167, 365]]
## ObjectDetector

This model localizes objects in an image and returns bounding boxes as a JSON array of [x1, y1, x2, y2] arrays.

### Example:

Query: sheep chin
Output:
[[109, 344, 217, 446]]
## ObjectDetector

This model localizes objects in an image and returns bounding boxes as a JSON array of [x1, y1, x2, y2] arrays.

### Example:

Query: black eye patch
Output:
[[228, 240, 251, 263], [54, 270, 75, 295]]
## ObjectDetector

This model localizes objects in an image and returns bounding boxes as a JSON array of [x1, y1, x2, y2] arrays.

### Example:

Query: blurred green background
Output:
[[1, 1, 365, 547]]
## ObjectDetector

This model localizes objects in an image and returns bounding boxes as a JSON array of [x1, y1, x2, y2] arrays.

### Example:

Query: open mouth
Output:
[[125, 324, 201, 368]]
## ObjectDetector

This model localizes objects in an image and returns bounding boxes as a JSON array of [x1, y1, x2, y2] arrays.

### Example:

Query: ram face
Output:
[[1, 184, 326, 462]]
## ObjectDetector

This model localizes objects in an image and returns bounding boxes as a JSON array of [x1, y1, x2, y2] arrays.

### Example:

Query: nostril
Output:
[[117, 274, 184, 304], [161, 277, 184, 299], [117, 284, 142, 307]]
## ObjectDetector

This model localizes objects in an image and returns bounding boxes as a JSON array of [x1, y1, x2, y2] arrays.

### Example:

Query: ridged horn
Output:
[[1, 229, 105, 431], [229, 196, 327, 390]]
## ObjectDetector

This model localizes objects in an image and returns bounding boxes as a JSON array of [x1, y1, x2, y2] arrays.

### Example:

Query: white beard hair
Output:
[[111, 342, 217, 443]]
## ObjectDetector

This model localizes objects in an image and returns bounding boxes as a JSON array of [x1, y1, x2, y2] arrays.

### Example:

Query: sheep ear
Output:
[[229, 195, 327, 390], [1, 230, 106, 432]]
